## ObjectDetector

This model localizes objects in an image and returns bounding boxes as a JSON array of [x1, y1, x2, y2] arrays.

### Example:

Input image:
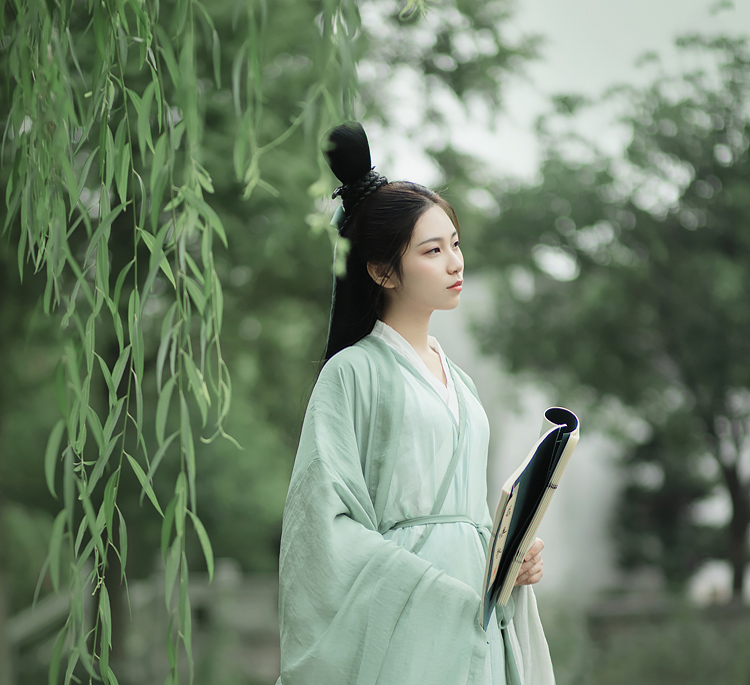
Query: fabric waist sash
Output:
[[389, 514, 484, 532], [388, 515, 491, 553]]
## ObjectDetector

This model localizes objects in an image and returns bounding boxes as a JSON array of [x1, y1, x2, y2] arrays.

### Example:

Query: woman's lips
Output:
[[448, 281, 463, 291]]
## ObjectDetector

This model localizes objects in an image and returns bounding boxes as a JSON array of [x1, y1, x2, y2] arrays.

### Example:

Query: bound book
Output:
[[482, 407, 580, 629]]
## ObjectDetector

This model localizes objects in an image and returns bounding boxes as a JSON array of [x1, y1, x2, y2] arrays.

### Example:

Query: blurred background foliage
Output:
[[473, 34, 750, 600], [1, 0, 749, 682]]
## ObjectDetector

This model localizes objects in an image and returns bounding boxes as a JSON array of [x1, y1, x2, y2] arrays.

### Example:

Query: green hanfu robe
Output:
[[277, 333, 555, 685]]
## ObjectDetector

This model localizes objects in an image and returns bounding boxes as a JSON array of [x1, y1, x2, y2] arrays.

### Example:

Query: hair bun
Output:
[[324, 121, 373, 185], [324, 122, 389, 224]]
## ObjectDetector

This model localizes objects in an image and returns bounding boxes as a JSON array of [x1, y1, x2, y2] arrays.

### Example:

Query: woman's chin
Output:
[[439, 297, 461, 311]]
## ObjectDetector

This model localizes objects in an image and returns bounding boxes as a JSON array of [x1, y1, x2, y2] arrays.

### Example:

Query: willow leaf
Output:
[[112, 344, 132, 393], [103, 471, 119, 543], [99, 584, 112, 648], [63, 447, 75, 532], [99, 622, 111, 682], [44, 419, 65, 498], [125, 452, 164, 516], [109, 262, 133, 351], [84, 314, 96, 376], [161, 495, 177, 561], [156, 304, 178, 390], [181, 351, 209, 426], [150, 158, 169, 230], [166, 615, 177, 675], [84, 203, 124, 264], [104, 124, 115, 190], [174, 472, 187, 539], [95, 237, 111, 310], [113, 259, 134, 304], [165, 538, 180, 608], [179, 552, 193, 679], [64, 646, 80, 685], [116, 143, 131, 205], [134, 170, 148, 232], [212, 29, 221, 88], [149, 431, 178, 486], [86, 405, 104, 452], [126, 86, 142, 119], [180, 394, 197, 513], [128, 289, 144, 381], [64, 336, 83, 386], [184, 277, 205, 315], [48, 628, 66, 685], [179, 41, 198, 147], [139, 223, 176, 293], [184, 252, 204, 285], [138, 79, 156, 164], [154, 24, 181, 90], [212, 271, 224, 333], [98, 596, 113, 680], [97, 353, 116, 408], [88, 432, 122, 496], [188, 510, 214, 581], [61, 154, 80, 216], [103, 397, 125, 445], [133, 368, 144, 449], [156, 376, 177, 445], [48, 511, 67, 593], [103, 664, 121, 685], [76, 479, 106, 559], [118, 509, 128, 580], [183, 188, 227, 248]]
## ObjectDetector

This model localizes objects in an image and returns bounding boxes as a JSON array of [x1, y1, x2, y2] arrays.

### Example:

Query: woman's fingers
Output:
[[525, 538, 544, 560], [514, 538, 545, 586], [515, 557, 543, 585]]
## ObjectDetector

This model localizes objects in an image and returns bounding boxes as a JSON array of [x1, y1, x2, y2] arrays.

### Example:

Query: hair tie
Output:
[[332, 168, 389, 229]]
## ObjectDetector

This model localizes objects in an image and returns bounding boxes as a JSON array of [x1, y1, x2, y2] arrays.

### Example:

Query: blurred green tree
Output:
[[1, 0, 536, 681], [1, 0, 358, 680], [475, 35, 750, 598]]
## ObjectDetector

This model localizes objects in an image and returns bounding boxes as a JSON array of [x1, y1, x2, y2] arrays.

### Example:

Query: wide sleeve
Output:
[[277, 349, 489, 685]]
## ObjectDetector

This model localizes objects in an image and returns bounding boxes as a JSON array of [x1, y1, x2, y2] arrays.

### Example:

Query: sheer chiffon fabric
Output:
[[371, 321, 554, 685], [276, 329, 554, 684]]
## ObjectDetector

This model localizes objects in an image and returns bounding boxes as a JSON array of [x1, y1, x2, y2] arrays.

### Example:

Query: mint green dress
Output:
[[277, 332, 555, 685]]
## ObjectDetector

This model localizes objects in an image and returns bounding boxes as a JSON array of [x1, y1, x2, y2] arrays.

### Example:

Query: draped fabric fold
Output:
[[277, 337, 555, 685]]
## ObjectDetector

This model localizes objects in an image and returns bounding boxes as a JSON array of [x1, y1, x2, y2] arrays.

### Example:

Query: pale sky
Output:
[[463, 0, 750, 178], [382, 0, 750, 182]]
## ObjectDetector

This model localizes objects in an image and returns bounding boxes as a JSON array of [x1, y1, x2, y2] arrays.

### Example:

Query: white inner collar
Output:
[[370, 320, 459, 422]]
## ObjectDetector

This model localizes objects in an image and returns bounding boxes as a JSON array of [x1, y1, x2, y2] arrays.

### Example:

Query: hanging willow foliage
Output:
[[0, 0, 376, 681]]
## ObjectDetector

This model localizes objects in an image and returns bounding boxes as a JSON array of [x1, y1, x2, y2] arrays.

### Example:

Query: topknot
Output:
[[324, 122, 389, 224]]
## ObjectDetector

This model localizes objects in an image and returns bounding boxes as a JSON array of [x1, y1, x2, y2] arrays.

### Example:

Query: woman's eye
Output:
[[453, 240, 461, 249], [427, 247, 440, 254]]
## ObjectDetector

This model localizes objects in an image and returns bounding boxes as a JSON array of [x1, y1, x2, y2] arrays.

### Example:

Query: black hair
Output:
[[323, 122, 460, 361]]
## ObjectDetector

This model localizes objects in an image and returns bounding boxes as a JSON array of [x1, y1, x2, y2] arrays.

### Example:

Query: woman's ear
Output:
[[367, 262, 397, 289]]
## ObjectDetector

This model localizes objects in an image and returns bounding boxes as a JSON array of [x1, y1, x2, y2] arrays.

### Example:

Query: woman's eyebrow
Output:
[[416, 231, 458, 247]]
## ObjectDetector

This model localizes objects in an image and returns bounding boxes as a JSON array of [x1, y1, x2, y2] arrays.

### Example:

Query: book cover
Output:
[[482, 407, 580, 629]]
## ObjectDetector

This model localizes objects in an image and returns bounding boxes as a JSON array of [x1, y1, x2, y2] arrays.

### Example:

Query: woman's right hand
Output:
[[514, 538, 544, 586]]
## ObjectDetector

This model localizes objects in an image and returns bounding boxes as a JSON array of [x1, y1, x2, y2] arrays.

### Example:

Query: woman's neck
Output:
[[380, 307, 432, 356]]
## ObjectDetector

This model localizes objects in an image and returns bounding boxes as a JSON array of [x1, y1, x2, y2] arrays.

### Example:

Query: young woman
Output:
[[276, 122, 555, 685]]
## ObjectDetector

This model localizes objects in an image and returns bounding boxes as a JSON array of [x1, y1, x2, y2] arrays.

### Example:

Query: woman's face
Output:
[[381, 204, 464, 315]]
